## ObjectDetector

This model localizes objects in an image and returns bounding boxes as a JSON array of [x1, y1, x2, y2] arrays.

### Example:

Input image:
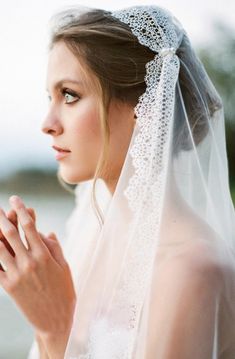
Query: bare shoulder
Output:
[[158, 207, 234, 293], [158, 238, 225, 292]]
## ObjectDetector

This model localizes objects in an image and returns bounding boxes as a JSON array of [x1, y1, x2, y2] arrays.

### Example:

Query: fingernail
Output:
[[9, 195, 23, 207]]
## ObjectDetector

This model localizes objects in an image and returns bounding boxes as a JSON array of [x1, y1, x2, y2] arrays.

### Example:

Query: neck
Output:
[[104, 178, 118, 195], [103, 159, 192, 217]]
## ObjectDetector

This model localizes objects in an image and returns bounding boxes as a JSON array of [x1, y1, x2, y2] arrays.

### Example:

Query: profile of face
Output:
[[42, 41, 135, 192]]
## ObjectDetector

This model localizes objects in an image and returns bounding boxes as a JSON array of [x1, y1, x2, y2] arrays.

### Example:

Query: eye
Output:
[[61, 88, 80, 104]]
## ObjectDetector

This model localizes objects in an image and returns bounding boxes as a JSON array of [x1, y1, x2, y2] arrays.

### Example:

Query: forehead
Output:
[[46, 41, 89, 91]]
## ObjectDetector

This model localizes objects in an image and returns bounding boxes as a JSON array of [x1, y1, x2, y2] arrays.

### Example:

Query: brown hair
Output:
[[48, 7, 222, 223]]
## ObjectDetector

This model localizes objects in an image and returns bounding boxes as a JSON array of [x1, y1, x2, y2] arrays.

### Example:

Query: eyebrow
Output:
[[46, 78, 84, 92]]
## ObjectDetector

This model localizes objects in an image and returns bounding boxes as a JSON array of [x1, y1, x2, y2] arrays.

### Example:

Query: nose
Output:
[[41, 109, 63, 136]]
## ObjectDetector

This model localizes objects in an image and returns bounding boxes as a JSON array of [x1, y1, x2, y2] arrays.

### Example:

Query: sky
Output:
[[0, 0, 235, 179]]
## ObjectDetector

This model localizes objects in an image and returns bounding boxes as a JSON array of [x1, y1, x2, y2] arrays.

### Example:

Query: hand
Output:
[[0, 195, 76, 340], [0, 207, 35, 264], [0, 207, 63, 271]]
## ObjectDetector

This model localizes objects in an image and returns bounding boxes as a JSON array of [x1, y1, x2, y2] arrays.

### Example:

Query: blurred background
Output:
[[0, 0, 234, 358]]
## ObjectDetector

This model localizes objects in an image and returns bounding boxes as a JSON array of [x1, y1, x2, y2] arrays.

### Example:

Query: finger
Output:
[[0, 210, 18, 256], [27, 208, 36, 223], [0, 265, 7, 287], [0, 236, 15, 257], [0, 262, 5, 271], [7, 209, 18, 228], [0, 208, 35, 256], [9, 196, 45, 255], [0, 209, 17, 237], [7, 208, 35, 225], [0, 210, 17, 237], [21, 208, 36, 250], [0, 208, 28, 261], [0, 240, 17, 275], [0, 209, 18, 269], [7, 208, 35, 226]]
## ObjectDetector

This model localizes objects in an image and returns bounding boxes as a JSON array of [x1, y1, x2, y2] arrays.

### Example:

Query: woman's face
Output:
[[42, 41, 135, 193]]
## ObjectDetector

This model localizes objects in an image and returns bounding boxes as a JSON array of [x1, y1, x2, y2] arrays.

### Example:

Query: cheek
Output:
[[69, 99, 101, 146], [61, 101, 102, 183]]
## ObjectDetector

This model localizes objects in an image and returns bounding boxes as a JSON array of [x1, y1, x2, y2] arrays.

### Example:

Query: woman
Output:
[[0, 5, 234, 358]]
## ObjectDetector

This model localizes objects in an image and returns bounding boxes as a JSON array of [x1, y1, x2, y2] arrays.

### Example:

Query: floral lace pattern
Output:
[[112, 5, 178, 55]]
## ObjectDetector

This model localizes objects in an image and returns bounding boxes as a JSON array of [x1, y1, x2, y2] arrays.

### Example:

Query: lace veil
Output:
[[32, 5, 235, 358]]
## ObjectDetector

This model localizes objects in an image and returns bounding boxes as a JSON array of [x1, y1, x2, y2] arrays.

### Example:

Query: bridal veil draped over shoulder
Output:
[[28, 5, 235, 359]]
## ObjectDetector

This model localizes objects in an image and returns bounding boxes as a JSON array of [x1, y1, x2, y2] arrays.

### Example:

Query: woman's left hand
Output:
[[0, 195, 76, 339]]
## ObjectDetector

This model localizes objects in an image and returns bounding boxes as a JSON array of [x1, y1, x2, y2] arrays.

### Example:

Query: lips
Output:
[[52, 145, 71, 153]]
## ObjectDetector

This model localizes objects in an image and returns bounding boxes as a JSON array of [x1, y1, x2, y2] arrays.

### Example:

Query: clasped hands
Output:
[[0, 195, 76, 343]]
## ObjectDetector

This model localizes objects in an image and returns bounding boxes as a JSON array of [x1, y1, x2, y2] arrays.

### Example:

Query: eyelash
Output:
[[61, 88, 80, 104]]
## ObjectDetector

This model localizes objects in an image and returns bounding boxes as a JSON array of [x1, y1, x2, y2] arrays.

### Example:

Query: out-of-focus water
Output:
[[0, 191, 75, 359]]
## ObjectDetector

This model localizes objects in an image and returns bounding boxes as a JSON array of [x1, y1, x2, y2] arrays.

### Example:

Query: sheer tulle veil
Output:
[[31, 5, 235, 359]]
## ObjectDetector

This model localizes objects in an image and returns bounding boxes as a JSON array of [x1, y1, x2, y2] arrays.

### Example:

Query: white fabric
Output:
[[28, 5, 235, 358], [28, 177, 235, 358]]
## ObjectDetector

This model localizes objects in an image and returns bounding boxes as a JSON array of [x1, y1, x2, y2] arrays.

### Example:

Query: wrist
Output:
[[34, 332, 49, 359], [38, 329, 71, 359]]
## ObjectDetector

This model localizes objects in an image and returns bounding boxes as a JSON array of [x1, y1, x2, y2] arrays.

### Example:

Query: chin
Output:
[[59, 167, 94, 184]]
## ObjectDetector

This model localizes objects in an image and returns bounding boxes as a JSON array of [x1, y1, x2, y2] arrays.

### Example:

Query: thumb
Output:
[[40, 231, 67, 267], [47, 232, 57, 241], [47, 232, 66, 259]]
